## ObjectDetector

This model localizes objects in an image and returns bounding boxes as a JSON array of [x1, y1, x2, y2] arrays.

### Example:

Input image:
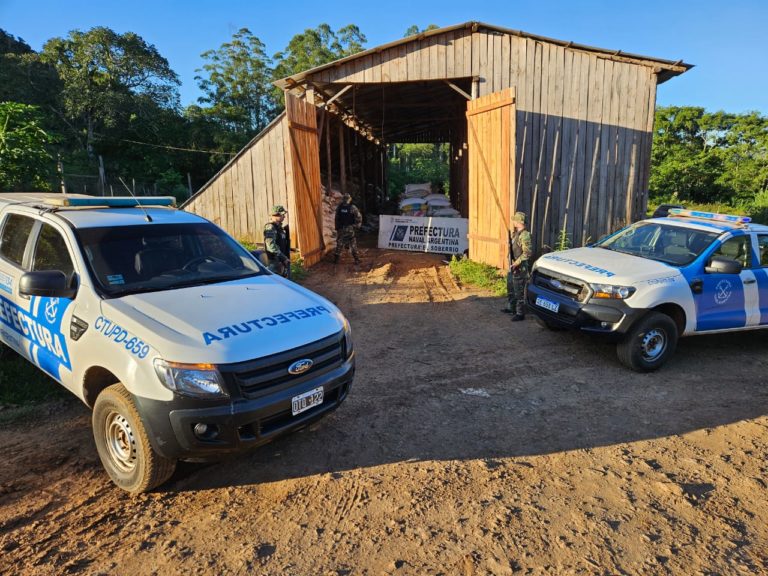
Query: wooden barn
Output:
[[182, 21, 690, 270]]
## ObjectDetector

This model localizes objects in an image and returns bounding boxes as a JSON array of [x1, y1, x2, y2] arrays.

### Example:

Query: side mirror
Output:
[[19, 271, 77, 299], [705, 256, 742, 275]]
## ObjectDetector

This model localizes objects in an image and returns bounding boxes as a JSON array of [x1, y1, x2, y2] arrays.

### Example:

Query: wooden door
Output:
[[285, 93, 325, 267], [466, 88, 516, 271]]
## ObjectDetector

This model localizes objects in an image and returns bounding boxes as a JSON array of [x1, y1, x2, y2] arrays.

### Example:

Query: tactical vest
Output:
[[511, 231, 527, 261], [265, 222, 288, 256], [336, 204, 355, 227]]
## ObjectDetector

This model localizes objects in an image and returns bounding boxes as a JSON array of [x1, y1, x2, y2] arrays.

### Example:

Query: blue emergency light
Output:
[[668, 208, 751, 224], [46, 196, 176, 208]]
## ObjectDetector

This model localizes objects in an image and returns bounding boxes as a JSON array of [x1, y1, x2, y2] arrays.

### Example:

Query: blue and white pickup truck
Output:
[[527, 209, 768, 371], [0, 193, 354, 492]]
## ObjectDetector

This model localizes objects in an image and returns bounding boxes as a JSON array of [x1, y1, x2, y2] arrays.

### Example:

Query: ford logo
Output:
[[288, 359, 313, 375], [550, 279, 563, 289]]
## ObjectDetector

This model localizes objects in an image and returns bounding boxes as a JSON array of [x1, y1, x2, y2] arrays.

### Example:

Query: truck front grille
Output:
[[532, 268, 590, 302], [219, 331, 346, 398]]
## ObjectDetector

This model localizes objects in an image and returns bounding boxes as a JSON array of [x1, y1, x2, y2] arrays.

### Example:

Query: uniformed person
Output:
[[503, 211, 533, 321], [333, 193, 363, 264], [264, 205, 290, 276]]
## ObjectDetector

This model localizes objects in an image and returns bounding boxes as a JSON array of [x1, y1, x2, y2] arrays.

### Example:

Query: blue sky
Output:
[[2, 0, 766, 114]]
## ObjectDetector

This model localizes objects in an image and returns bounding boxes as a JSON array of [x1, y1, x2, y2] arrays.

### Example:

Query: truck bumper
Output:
[[134, 355, 354, 461], [526, 282, 642, 340]]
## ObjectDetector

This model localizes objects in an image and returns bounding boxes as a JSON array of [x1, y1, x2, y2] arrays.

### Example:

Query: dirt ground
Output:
[[2, 246, 768, 575]]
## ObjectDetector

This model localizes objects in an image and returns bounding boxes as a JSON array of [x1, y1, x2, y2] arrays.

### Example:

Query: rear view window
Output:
[[0, 214, 35, 266]]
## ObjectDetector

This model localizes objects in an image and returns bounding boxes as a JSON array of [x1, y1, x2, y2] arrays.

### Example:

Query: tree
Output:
[[404, 24, 440, 37], [272, 24, 366, 104], [194, 28, 277, 151], [0, 102, 55, 191], [41, 27, 179, 157], [650, 106, 724, 203], [650, 106, 768, 206], [0, 29, 61, 111]]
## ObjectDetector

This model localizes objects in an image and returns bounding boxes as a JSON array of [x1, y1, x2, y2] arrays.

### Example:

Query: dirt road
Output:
[[2, 249, 768, 575]]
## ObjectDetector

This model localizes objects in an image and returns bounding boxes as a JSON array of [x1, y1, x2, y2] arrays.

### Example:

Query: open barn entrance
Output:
[[308, 79, 517, 269]]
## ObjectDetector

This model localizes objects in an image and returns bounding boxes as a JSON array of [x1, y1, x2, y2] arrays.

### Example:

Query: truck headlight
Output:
[[153, 359, 228, 398], [342, 323, 353, 359], [590, 284, 636, 300]]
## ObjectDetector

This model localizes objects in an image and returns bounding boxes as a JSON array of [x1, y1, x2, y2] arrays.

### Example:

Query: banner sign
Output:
[[378, 215, 468, 255]]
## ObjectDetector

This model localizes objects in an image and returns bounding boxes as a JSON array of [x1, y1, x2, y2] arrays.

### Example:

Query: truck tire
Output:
[[92, 384, 176, 493], [616, 311, 678, 372]]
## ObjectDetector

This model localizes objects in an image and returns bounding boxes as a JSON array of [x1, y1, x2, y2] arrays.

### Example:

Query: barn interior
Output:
[[305, 79, 475, 219]]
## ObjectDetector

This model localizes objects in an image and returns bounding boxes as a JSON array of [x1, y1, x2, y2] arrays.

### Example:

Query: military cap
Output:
[[342, 193, 352, 203], [512, 211, 526, 223], [271, 205, 287, 215]]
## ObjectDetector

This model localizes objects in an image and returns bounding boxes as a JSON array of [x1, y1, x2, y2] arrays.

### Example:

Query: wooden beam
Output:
[[325, 84, 353, 107], [444, 80, 471, 100]]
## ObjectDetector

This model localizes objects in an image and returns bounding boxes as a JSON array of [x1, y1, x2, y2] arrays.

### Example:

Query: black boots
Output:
[[511, 314, 525, 322]]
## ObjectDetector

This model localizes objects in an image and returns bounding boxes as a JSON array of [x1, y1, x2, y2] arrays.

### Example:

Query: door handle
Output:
[[744, 279, 756, 284]]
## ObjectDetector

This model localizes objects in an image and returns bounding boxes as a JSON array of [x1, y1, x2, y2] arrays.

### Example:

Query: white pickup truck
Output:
[[527, 209, 768, 371], [0, 193, 354, 492]]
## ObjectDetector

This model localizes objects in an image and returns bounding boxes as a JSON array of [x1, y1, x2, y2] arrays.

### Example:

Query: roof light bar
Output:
[[45, 196, 176, 208], [668, 208, 751, 224]]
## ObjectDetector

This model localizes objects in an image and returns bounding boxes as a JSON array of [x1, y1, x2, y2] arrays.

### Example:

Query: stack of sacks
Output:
[[399, 196, 428, 216], [424, 193, 453, 216], [431, 207, 461, 218], [403, 183, 431, 197], [321, 186, 344, 251]]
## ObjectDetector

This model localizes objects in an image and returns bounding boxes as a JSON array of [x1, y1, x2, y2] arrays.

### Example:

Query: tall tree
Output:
[[194, 28, 276, 151], [41, 27, 179, 158], [403, 24, 440, 37], [0, 29, 61, 111], [272, 24, 366, 104], [0, 102, 55, 191]]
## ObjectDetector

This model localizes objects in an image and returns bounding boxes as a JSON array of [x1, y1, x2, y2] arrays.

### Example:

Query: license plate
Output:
[[535, 296, 560, 313], [291, 386, 324, 416]]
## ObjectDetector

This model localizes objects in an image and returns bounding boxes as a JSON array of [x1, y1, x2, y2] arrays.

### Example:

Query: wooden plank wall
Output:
[[285, 94, 324, 267], [303, 26, 658, 251], [466, 88, 516, 271], [184, 112, 296, 248]]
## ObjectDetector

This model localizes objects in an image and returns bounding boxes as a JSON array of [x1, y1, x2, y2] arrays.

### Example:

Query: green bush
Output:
[[448, 255, 506, 296], [0, 348, 67, 406]]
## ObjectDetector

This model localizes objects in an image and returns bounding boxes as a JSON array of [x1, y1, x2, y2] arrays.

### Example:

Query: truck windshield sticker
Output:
[[203, 305, 332, 346], [107, 274, 125, 285], [94, 316, 150, 358], [0, 271, 13, 294], [0, 294, 72, 376], [541, 254, 616, 277]]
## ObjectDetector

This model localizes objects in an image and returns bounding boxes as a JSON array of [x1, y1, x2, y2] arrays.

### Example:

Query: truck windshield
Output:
[[596, 222, 718, 266], [76, 223, 265, 296]]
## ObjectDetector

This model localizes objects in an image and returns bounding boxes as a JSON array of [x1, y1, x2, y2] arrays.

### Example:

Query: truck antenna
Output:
[[118, 177, 152, 222]]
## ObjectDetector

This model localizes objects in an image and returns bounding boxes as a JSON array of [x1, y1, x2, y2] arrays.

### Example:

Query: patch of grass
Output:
[[238, 238, 308, 283], [0, 348, 68, 406], [448, 255, 507, 297]]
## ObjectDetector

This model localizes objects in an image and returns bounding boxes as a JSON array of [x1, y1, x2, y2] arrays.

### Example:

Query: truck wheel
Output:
[[92, 384, 176, 493], [616, 312, 678, 372]]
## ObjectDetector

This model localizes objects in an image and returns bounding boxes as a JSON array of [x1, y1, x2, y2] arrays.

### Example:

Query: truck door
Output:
[[754, 234, 768, 325], [0, 213, 77, 387], [695, 235, 750, 331]]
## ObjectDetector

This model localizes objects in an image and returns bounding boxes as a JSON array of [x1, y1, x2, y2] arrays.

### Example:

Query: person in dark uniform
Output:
[[264, 205, 290, 276], [334, 193, 363, 265], [502, 211, 533, 321]]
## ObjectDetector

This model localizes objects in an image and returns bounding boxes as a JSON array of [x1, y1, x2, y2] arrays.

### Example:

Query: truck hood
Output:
[[101, 276, 346, 364], [535, 247, 679, 285]]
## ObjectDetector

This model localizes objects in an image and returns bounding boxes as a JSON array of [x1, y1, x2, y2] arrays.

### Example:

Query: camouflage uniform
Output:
[[334, 196, 363, 264], [264, 205, 290, 276], [505, 212, 533, 319]]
